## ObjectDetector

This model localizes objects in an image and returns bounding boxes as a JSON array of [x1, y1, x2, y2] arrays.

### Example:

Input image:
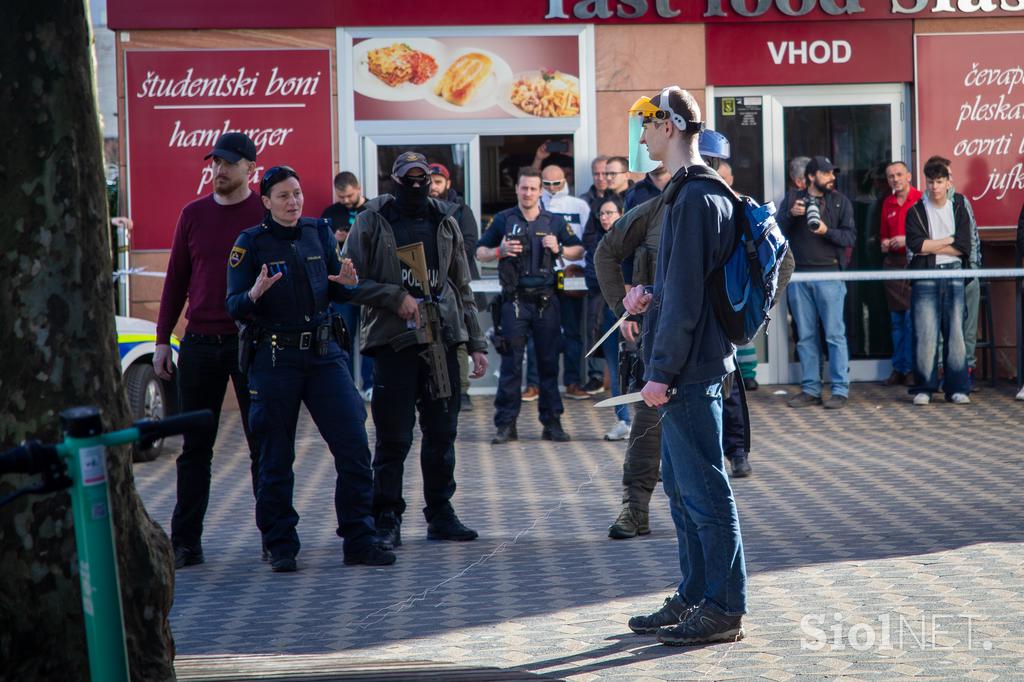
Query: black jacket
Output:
[[444, 189, 480, 280], [777, 189, 857, 270], [905, 194, 973, 270]]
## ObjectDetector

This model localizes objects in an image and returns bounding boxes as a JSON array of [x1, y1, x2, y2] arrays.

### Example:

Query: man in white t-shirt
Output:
[[904, 159, 973, 405]]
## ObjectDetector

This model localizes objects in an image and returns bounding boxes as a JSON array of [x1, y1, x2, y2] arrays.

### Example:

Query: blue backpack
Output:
[[677, 167, 791, 346]]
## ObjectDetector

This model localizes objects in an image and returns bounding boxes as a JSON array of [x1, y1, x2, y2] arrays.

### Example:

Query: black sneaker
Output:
[[491, 423, 518, 445], [270, 554, 297, 573], [173, 545, 204, 569], [823, 395, 848, 410], [786, 392, 822, 408], [582, 377, 606, 395], [656, 601, 744, 646], [344, 545, 397, 566], [373, 512, 402, 550], [541, 419, 571, 442], [427, 512, 479, 541], [731, 454, 752, 478], [628, 593, 693, 634]]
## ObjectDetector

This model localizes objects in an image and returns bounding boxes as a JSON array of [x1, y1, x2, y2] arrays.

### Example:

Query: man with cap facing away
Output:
[[622, 86, 747, 646], [777, 155, 857, 409], [428, 162, 481, 411], [154, 132, 265, 569], [344, 152, 488, 551]]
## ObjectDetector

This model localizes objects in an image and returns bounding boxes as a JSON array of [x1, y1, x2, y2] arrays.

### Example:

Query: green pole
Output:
[[59, 407, 131, 682]]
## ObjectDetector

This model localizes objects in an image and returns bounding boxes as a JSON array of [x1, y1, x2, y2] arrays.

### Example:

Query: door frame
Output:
[[707, 83, 910, 385]]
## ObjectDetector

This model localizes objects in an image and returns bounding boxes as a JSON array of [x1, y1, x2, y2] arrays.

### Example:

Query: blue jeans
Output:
[[600, 306, 630, 423], [890, 311, 913, 374], [788, 280, 849, 398], [911, 271, 968, 397], [659, 377, 747, 615]]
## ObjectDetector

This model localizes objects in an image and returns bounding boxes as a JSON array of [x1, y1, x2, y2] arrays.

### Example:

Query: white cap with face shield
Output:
[[627, 86, 705, 173]]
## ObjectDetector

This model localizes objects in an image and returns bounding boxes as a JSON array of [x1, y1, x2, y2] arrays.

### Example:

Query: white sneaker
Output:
[[363, 388, 373, 402], [950, 392, 971, 405], [604, 420, 631, 441], [913, 393, 931, 406], [1016, 385, 1024, 401]]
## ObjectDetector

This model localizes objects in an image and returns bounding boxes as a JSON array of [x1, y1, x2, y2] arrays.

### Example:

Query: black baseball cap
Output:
[[204, 132, 257, 163], [392, 152, 430, 177], [806, 155, 839, 175]]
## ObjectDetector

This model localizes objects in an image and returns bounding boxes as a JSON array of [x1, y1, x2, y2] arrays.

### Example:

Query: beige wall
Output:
[[593, 24, 706, 160]]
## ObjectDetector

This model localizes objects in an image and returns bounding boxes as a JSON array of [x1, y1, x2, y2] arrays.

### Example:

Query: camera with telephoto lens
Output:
[[804, 196, 822, 231]]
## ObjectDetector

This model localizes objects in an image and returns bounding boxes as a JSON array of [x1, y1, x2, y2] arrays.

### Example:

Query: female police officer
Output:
[[226, 166, 395, 572]]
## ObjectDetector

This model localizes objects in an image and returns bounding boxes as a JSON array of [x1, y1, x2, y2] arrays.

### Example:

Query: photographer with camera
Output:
[[777, 155, 857, 410]]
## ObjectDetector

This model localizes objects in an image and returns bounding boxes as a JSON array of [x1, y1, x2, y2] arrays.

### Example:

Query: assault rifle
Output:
[[396, 242, 452, 401]]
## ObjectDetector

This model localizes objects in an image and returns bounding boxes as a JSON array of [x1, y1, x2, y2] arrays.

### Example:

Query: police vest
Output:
[[243, 218, 334, 332], [497, 212, 559, 296]]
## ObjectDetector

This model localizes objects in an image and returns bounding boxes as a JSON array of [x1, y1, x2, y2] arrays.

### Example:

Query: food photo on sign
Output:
[[353, 35, 580, 120]]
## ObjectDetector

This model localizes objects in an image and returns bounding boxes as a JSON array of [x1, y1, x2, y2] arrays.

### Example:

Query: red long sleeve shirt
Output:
[[880, 186, 922, 256], [156, 192, 265, 344]]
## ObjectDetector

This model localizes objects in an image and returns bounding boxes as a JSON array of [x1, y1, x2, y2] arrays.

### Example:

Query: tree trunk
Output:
[[0, 2, 176, 680]]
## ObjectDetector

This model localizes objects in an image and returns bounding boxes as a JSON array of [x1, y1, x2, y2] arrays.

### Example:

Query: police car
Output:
[[116, 315, 179, 461]]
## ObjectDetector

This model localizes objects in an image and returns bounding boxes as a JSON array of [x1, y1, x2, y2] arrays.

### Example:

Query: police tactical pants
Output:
[[171, 333, 259, 551], [494, 296, 563, 427], [246, 341, 375, 558], [369, 344, 461, 523]]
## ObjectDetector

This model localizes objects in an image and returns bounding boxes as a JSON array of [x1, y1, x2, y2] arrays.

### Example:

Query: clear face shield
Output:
[[627, 96, 661, 174]]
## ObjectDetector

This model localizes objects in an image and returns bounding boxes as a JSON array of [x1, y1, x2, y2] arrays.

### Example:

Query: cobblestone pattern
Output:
[[133, 383, 1024, 680]]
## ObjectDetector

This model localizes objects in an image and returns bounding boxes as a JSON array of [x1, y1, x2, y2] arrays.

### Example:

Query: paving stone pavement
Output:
[[134, 383, 1024, 680]]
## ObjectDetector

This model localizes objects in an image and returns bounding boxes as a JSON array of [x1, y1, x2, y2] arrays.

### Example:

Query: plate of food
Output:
[[500, 69, 582, 118], [354, 37, 444, 101], [426, 48, 512, 113]]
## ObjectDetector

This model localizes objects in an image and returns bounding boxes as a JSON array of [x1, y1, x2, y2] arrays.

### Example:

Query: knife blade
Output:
[[586, 309, 629, 358], [593, 387, 676, 408]]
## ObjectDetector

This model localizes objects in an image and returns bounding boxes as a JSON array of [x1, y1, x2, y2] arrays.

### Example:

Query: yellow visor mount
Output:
[[628, 96, 661, 173]]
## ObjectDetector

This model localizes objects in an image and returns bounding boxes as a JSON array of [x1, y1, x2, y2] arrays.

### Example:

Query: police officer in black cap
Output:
[[226, 165, 395, 572], [344, 151, 488, 551], [477, 167, 584, 444]]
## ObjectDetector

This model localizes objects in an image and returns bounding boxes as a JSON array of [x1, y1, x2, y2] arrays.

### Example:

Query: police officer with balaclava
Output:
[[344, 152, 488, 551]]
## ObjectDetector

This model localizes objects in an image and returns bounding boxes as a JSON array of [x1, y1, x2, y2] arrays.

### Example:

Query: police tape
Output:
[[469, 268, 1024, 293], [111, 267, 1024, 289]]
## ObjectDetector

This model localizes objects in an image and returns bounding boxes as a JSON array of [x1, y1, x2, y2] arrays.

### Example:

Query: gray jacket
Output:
[[342, 195, 486, 356]]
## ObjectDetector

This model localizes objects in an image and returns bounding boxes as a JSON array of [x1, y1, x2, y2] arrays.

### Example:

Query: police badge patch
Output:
[[229, 246, 246, 268]]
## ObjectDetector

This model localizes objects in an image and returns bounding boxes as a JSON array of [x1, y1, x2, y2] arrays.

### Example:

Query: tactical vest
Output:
[[497, 213, 556, 297], [246, 218, 333, 332]]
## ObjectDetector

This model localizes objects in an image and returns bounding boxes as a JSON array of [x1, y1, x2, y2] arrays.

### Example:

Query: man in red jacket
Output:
[[154, 132, 264, 569], [879, 161, 922, 386]]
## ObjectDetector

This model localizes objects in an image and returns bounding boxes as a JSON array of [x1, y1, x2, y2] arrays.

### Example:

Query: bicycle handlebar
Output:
[[134, 410, 214, 447]]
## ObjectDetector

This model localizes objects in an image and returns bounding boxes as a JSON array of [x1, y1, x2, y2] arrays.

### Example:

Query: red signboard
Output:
[[916, 32, 1024, 229], [706, 21, 913, 86], [353, 36, 580, 120], [109, 0, 1024, 29], [124, 49, 333, 250]]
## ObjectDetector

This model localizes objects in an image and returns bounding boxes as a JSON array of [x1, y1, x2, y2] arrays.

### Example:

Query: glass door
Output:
[[712, 84, 908, 384]]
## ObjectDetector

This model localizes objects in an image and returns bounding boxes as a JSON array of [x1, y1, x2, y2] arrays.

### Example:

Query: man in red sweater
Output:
[[879, 161, 922, 386], [154, 132, 265, 569]]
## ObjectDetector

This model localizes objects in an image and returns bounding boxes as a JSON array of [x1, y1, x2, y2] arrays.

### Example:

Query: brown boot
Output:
[[608, 504, 650, 539]]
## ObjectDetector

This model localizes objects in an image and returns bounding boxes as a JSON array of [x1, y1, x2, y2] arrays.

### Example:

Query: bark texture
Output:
[[0, 3, 176, 680]]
